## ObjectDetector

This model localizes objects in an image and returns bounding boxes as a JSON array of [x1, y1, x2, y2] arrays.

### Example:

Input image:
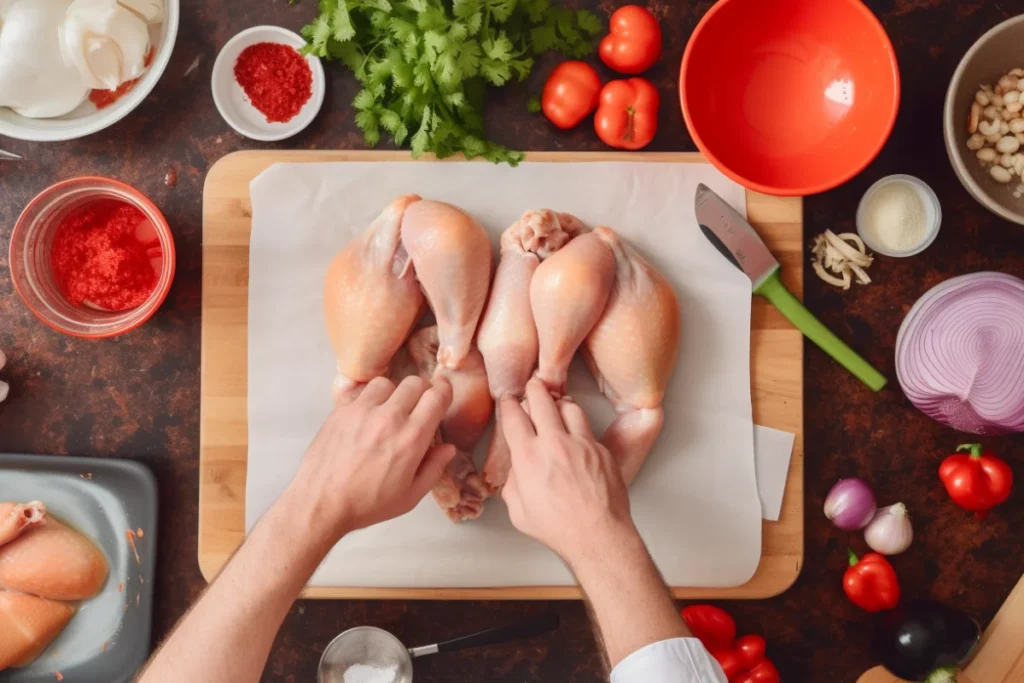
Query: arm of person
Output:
[[136, 375, 455, 683], [499, 379, 727, 683]]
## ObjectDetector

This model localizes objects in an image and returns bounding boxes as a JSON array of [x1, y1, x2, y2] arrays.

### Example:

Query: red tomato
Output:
[[599, 5, 662, 75], [735, 635, 767, 669], [681, 605, 736, 652], [711, 649, 744, 680], [734, 660, 781, 683], [594, 77, 659, 150], [541, 61, 602, 130]]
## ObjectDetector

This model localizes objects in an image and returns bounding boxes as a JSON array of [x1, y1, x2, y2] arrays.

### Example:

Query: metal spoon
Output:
[[318, 613, 559, 683]]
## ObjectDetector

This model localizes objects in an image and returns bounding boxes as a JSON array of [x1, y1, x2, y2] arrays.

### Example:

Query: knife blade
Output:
[[695, 183, 887, 392], [0, 149, 22, 161]]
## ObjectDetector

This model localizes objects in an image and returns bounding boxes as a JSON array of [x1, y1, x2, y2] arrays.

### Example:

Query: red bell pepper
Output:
[[681, 606, 779, 683], [843, 550, 900, 613], [939, 443, 1013, 519]]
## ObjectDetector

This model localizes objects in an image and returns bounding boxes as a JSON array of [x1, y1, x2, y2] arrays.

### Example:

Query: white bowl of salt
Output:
[[856, 174, 942, 257]]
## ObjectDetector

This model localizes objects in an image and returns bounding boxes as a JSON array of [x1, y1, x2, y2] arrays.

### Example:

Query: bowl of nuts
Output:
[[945, 15, 1024, 224]]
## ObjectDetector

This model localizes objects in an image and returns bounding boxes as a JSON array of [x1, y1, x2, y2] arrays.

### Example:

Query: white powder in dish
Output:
[[342, 663, 399, 683], [861, 181, 927, 251]]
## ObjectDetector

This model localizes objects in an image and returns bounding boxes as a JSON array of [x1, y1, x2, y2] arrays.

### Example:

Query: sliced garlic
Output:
[[59, 0, 151, 91], [811, 230, 873, 290]]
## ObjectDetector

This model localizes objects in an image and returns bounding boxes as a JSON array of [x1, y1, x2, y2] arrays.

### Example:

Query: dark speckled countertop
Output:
[[2, 1, 1024, 681]]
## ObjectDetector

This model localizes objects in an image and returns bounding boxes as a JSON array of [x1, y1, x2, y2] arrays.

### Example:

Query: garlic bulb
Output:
[[59, 0, 150, 91], [864, 503, 914, 556]]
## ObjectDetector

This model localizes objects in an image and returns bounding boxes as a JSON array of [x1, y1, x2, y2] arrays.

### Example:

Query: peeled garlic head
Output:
[[59, 0, 151, 91]]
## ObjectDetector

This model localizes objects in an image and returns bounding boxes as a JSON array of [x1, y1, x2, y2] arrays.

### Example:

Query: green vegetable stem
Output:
[[302, 0, 604, 164]]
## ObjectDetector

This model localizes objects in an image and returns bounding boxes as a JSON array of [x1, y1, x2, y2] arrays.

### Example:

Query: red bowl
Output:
[[681, 0, 900, 196]]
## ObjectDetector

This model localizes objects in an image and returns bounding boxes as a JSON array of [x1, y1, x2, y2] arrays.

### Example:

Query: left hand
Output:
[[289, 375, 457, 539]]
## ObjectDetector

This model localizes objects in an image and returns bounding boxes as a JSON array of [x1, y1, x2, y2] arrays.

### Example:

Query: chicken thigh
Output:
[[477, 210, 584, 491], [408, 326, 493, 522], [584, 226, 681, 484], [324, 194, 425, 398], [401, 200, 493, 370]]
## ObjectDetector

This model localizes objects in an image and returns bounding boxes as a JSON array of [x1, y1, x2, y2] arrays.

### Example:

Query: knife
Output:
[[0, 149, 22, 161], [695, 183, 887, 392]]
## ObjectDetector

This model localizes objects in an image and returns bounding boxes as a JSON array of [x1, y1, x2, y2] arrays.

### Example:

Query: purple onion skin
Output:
[[825, 478, 877, 531]]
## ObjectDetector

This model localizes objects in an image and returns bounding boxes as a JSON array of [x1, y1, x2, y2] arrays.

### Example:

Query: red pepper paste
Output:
[[50, 200, 160, 311], [233, 42, 312, 123]]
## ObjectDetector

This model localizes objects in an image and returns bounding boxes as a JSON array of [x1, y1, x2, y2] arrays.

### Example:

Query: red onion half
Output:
[[896, 272, 1024, 434]]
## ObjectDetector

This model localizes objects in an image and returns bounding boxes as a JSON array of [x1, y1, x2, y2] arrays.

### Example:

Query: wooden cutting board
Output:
[[199, 150, 804, 599], [857, 573, 1024, 683]]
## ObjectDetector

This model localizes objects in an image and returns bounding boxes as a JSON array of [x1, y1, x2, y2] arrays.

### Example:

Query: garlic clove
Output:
[[864, 503, 914, 555]]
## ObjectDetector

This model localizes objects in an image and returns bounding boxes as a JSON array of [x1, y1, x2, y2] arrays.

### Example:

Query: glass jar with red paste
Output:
[[10, 178, 176, 338]]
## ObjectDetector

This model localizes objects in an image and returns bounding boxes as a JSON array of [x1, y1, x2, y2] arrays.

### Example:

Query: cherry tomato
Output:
[[735, 635, 767, 669], [541, 61, 602, 130], [599, 5, 662, 75], [734, 660, 781, 683], [681, 605, 736, 652]]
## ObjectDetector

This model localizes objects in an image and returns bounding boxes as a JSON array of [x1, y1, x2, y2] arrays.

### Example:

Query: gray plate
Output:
[[0, 454, 158, 683]]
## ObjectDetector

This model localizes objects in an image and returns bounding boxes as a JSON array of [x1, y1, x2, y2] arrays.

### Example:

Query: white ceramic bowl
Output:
[[0, 0, 180, 142], [856, 174, 942, 257], [211, 26, 325, 142]]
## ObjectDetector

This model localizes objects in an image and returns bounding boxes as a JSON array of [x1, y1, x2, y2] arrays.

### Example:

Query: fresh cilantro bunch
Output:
[[303, 0, 603, 164]]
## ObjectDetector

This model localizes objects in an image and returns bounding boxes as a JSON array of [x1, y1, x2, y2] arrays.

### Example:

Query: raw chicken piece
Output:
[[531, 229, 617, 396], [401, 200, 493, 370], [0, 501, 46, 547], [408, 326, 493, 522], [0, 592, 75, 670], [0, 516, 108, 600], [584, 227, 681, 484], [325, 195, 425, 397], [477, 210, 585, 491]]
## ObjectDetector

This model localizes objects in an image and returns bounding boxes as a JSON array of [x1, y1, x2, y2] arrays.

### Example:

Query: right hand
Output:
[[290, 375, 456, 539], [500, 378, 636, 565]]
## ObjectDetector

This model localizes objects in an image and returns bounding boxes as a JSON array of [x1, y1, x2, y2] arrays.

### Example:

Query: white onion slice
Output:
[[896, 272, 1024, 434], [59, 0, 150, 91]]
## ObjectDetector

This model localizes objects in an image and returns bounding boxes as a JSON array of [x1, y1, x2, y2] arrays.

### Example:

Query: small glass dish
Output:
[[9, 177, 175, 338], [856, 174, 942, 257]]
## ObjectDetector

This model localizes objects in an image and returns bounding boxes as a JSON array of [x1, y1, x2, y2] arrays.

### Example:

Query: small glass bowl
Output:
[[856, 174, 942, 257], [9, 177, 176, 338]]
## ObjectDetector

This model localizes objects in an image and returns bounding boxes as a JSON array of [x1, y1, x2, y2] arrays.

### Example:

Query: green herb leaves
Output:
[[302, 0, 602, 164]]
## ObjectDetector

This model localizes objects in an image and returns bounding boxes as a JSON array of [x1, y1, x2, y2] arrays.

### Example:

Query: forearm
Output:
[[568, 522, 690, 668], [137, 485, 337, 683]]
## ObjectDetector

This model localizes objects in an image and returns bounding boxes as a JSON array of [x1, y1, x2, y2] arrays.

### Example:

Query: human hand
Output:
[[290, 375, 456, 539], [500, 378, 637, 567]]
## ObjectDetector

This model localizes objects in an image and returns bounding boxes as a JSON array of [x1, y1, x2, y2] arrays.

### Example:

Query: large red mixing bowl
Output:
[[681, 0, 900, 196]]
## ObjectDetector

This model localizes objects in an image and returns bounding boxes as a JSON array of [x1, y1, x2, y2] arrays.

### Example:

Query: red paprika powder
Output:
[[50, 200, 160, 311], [234, 42, 313, 123]]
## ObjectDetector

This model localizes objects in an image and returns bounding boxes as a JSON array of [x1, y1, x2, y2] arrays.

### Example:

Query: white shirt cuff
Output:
[[610, 638, 729, 683]]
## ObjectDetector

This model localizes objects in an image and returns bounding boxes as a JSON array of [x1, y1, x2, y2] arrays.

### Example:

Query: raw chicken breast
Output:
[[325, 194, 425, 394], [0, 501, 46, 547], [401, 200, 493, 370], [0, 517, 108, 600], [0, 592, 75, 670]]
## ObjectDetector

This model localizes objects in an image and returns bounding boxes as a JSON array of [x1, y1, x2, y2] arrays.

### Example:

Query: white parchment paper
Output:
[[245, 161, 763, 588]]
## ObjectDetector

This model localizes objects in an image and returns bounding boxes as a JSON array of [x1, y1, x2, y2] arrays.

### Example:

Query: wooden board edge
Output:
[[198, 150, 805, 599]]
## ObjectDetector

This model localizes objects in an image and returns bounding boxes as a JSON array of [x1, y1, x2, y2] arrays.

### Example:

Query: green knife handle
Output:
[[754, 271, 887, 392]]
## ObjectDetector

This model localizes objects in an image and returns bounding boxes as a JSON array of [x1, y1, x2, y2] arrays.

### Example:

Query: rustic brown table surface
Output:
[[2, 1, 1024, 681]]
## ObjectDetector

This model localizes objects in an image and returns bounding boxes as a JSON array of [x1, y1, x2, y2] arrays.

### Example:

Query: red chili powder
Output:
[[50, 200, 160, 311], [233, 42, 312, 123]]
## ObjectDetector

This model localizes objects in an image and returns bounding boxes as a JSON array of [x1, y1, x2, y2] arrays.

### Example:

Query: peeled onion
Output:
[[825, 478, 877, 530], [896, 272, 1024, 434]]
